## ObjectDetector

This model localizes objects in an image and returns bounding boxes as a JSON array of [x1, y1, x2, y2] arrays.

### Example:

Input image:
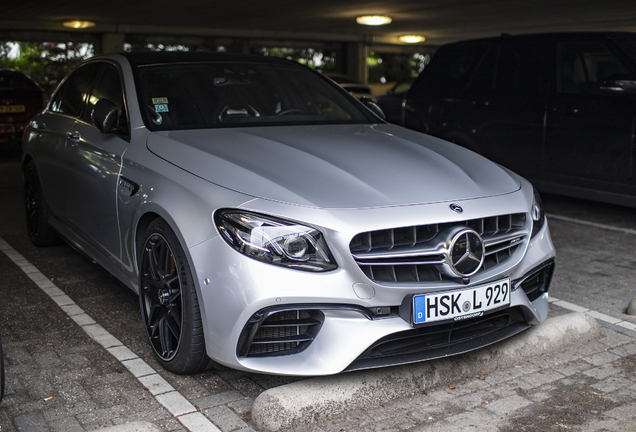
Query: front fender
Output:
[[116, 143, 254, 293]]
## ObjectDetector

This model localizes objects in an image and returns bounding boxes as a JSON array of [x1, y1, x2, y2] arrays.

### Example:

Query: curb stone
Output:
[[251, 312, 599, 431], [95, 422, 164, 432], [627, 296, 636, 315]]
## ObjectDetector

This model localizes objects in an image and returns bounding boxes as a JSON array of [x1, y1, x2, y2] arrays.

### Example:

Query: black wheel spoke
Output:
[[147, 241, 162, 281], [147, 304, 162, 334], [169, 304, 182, 328], [166, 315, 181, 339], [140, 276, 158, 291], [164, 275, 179, 288], [158, 316, 172, 357]]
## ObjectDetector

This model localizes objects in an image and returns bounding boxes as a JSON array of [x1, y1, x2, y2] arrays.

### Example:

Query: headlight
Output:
[[214, 210, 337, 272], [531, 187, 545, 238]]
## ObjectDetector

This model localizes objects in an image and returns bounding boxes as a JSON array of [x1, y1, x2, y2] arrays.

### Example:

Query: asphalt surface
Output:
[[1, 152, 636, 432]]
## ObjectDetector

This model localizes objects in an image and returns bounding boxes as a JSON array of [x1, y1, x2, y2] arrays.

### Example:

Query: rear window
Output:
[[0, 71, 40, 90]]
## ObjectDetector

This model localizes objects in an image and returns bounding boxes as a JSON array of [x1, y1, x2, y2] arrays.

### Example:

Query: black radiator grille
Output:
[[350, 213, 528, 283]]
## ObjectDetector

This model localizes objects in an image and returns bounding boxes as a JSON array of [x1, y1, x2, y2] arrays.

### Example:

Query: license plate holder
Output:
[[412, 278, 511, 325], [0, 105, 26, 113]]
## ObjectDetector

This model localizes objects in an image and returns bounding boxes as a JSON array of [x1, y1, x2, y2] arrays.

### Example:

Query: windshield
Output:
[[135, 62, 372, 131]]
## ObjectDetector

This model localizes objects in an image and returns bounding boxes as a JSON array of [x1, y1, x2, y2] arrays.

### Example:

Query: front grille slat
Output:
[[350, 213, 528, 284], [250, 335, 315, 344], [259, 318, 321, 328]]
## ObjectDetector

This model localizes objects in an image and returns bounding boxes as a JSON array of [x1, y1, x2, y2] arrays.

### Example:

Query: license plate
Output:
[[0, 105, 25, 113], [413, 278, 511, 325]]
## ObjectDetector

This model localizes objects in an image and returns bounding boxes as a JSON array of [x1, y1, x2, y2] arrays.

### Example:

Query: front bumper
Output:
[[189, 208, 555, 376], [0, 122, 26, 144]]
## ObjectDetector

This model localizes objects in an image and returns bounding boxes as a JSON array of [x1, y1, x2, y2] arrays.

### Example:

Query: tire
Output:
[[138, 219, 210, 374], [23, 161, 61, 247]]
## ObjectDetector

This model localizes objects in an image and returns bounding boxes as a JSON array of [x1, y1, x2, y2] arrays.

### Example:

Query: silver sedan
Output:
[[22, 52, 555, 376]]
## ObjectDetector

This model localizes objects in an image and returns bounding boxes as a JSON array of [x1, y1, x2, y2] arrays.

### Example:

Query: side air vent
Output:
[[237, 308, 324, 358], [516, 259, 555, 302]]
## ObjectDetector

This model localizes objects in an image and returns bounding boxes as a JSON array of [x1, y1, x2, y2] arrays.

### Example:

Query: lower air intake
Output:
[[237, 308, 324, 358], [345, 307, 529, 372]]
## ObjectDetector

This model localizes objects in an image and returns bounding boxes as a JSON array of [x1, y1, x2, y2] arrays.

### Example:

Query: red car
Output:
[[0, 70, 45, 149]]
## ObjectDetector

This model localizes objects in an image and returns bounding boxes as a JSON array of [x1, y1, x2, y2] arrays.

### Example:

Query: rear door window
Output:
[[494, 40, 548, 93], [411, 42, 489, 98]]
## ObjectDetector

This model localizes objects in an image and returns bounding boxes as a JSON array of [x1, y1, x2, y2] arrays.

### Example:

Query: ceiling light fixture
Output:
[[399, 35, 426, 43], [356, 15, 392, 26], [63, 21, 96, 29]]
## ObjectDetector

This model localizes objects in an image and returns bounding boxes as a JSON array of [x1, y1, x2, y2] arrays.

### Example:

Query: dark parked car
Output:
[[376, 76, 415, 125], [405, 32, 636, 207], [325, 73, 376, 101], [0, 70, 45, 149]]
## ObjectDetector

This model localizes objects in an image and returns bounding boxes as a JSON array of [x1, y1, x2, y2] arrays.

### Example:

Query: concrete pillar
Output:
[[102, 33, 126, 53], [228, 39, 250, 54], [345, 42, 369, 83]]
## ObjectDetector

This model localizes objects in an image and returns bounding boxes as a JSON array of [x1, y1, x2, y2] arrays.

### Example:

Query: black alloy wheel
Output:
[[23, 161, 59, 247], [139, 219, 210, 374]]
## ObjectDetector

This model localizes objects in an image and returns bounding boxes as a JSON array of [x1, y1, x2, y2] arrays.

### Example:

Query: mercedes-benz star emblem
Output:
[[448, 229, 485, 277], [449, 203, 463, 213]]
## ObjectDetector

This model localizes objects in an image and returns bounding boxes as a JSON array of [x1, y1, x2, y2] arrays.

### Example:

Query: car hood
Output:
[[146, 124, 520, 209]]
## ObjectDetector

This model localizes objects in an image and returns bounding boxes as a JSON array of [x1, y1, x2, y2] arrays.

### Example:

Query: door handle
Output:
[[67, 131, 80, 145], [552, 106, 580, 114]]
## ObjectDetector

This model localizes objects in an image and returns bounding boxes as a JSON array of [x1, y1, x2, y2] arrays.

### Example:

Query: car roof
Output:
[[112, 51, 300, 68], [0, 69, 42, 90], [442, 31, 636, 47]]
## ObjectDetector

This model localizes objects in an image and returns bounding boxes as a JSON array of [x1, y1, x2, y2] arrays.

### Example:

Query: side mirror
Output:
[[360, 96, 386, 121], [92, 99, 118, 133], [600, 75, 636, 94]]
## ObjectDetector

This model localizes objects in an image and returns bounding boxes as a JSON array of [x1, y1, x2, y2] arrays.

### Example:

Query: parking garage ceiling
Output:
[[2, 0, 636, 47]]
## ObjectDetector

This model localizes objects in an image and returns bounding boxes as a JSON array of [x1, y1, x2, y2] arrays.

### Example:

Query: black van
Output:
[[405, 32, 636, 207]]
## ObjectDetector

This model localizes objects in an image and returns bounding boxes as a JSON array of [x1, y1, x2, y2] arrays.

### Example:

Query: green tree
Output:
[[0, 42, 94, 94]]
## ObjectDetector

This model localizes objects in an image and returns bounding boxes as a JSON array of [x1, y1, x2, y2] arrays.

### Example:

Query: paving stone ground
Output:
[[285, 314, 636, 432], [2, 264, 635, 432], [2, 156, 636, 431]]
